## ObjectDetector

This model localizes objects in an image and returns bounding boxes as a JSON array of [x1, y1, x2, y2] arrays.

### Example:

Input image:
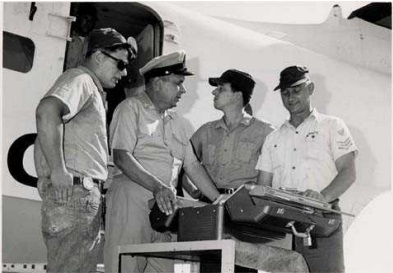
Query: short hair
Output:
[[230, 82, 253, 106], [209, 69, 255, 106]]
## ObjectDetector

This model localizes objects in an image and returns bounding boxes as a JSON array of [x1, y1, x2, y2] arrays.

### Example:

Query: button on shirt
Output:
[[191, 113, 274, 189], [35, 66, 109, 180], [110, 92, 197, 187], [256, 109, 358, 192]]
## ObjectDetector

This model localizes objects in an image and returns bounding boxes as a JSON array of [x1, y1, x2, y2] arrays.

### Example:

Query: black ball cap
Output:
[[209, 69, 255, 93], [274, 66, 309, 91]]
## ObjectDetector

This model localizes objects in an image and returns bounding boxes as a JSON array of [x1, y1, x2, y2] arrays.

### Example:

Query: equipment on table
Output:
[[149, 185, 353, 247]]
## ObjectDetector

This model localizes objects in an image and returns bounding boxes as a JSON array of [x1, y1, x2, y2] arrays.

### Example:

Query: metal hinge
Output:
[[46, 13, 76, 41]]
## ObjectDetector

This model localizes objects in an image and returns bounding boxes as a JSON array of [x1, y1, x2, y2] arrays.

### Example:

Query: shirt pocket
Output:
[[305, 132, 328, 160], [139, 120, 162, 137], [235, 142, 257, 163], [270, 143, 284, 172]]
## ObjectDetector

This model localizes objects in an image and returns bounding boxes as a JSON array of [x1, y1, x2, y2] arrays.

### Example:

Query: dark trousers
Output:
[[294, 202, 344, 273]]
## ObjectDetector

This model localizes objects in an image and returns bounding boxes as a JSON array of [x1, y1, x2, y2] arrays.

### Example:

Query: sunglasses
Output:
[[101, 51, 129, 71]]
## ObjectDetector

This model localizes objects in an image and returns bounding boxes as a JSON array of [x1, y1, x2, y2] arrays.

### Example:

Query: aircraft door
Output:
[[5, 2, 164, 198], [3, 2, 72, 200]]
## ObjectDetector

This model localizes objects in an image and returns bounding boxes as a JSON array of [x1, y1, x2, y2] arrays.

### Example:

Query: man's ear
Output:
[[234, 90, 243, 101], [151, 77, 161, 91], [92, 51, 103, 65]]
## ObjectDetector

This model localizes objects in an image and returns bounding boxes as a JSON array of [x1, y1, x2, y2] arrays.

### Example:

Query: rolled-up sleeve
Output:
[[109, 101, 138, 153], [184, 141, 199, 169], [190, 125, 207, 160], [47, 74, 93, 121]]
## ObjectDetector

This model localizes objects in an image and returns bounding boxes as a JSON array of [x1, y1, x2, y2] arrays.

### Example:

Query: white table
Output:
[[116, 239, 236, 273]]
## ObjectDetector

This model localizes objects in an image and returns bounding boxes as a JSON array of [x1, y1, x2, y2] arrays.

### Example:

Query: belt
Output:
[[218, 188, 236, 194], [73, 176, 102, 190]]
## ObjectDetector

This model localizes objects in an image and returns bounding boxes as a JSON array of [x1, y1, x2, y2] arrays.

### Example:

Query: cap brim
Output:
[[176, 70, 194, 76], [274, 77, 309, 91], [208, 77, 225, 86], [290, 78, 309, 87], [105, 42, 129, 50], [104, 43, 137, 60], [122, 44, 138, 60]]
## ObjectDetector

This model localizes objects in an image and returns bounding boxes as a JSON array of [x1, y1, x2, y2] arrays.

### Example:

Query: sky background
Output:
[[169, 1, 372, 24]]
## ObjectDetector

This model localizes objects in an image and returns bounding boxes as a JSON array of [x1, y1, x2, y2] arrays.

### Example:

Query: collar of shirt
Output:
[[138, 91, 175, 121], [282, 108, 322, 130], [77, 65, 104, 93], [214, 111, 254, 130]]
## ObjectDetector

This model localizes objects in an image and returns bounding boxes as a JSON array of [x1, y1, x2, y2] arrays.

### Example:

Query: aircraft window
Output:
[[3, 31, 35, 73]]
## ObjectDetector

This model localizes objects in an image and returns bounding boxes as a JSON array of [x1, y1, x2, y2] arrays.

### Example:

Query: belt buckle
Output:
[[82, 177, 94, 190]]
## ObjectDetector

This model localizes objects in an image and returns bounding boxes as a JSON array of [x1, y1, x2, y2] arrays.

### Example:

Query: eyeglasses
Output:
[[101, 51, 128, 71]]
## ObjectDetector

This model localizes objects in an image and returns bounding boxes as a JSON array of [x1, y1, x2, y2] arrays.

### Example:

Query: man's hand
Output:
[[50, 169, 73, 204], [302, 189, 326, 202], [153, 185, 177, 215]]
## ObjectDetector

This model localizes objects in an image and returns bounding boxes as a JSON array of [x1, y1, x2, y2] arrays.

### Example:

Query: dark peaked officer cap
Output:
[[139, 50, 194, 79], [274, 66, 310, 91]]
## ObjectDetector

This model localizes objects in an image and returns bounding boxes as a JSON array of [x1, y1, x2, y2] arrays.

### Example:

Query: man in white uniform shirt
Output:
[[256, 66, 357, 273]]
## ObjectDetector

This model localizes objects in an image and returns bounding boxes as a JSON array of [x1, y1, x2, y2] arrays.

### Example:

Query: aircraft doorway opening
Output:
[[65, 2, 163, 124]]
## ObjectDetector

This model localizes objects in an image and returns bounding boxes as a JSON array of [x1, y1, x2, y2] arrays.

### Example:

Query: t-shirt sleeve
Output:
[[46, 73, 93, 122], [109, 100, 138, 153], [173, 117, 198, 168], [261, 122, 276, 152], [190, 124, 207, 161], [330, 118, 358, 161], [256, 132, 274, 173], [184, 140, 199, 168]]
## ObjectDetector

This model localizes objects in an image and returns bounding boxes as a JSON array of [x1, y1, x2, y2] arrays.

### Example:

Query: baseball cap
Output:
[[209, 69, 255, 94], [83, 28, 137, 61], [274, 66, 310, 91]]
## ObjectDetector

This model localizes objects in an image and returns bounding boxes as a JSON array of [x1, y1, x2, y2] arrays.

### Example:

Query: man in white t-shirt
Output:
[[35, 28, 137, 273]]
